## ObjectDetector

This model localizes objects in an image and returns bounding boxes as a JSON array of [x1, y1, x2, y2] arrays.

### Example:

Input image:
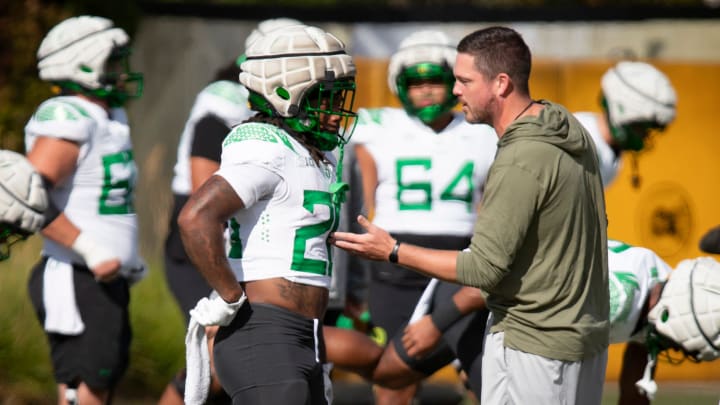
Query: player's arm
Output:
[[618, 341, 651, 405], [27, 136, 121, 281], [190, 114, 229, 192], [402, 286, 485, 357], [354, 144, 377, 220], [178, 175, 245, 303]]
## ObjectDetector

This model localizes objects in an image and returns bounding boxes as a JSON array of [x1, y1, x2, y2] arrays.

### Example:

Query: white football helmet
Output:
[[648, 256, 720, 361], [37, 15, 143, 107], [387, 30, 457, 124], [0, 150, 48, 261], [600, 61, 677, 151], [239, 24, 357, 151]]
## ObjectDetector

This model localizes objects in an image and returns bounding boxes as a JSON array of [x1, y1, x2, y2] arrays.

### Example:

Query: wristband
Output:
[[430, 300, 464, 332], [71, 232, 116, 269], [388, 240, 401, 263]]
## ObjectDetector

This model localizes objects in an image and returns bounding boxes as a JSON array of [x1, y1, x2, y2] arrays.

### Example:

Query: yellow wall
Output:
[[354, 58, 720, 381]]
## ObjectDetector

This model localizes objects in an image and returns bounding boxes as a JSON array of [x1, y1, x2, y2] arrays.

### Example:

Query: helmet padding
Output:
[[648, 256, 720, 361], [0, 150, 48, 242], [37, 16, 143, 106], [600, 61, 677, 151]]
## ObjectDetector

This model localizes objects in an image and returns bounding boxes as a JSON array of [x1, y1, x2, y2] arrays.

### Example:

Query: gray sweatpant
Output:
[[481, 329, 607, 405]]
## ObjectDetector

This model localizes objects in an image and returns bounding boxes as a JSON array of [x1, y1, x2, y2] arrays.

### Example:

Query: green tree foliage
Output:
[[0, 0, 141, 152], [0, 1, 69, 152]]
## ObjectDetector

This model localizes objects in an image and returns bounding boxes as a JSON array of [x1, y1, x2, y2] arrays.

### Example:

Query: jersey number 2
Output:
[[226, 190, 339, 277]]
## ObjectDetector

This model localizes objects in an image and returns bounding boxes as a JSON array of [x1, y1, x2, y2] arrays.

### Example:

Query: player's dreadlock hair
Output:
[[243, 113, 328, 166]]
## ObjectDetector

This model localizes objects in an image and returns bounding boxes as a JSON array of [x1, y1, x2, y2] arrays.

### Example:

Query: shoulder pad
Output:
[[204, 81, 249, 106], [33, 99, 92, 123], [222, 122, 296, 153]]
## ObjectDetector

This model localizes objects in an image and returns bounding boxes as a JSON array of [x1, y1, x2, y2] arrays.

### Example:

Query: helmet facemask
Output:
[[286, 78, 358, 151], [0, 224, 30, 262], [601, 95, 665, 152], [396, 62, 457, 124], [97, 46, 143, 107]]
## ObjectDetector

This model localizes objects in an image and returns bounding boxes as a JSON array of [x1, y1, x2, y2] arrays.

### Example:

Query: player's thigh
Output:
[[214, 303, 328, 404]]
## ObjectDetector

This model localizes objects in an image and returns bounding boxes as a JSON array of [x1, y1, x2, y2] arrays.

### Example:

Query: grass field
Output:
[[1, 237, 718, 404]]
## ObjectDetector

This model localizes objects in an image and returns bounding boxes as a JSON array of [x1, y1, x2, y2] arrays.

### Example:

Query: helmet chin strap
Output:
[[635, 353, 658, 400], [329, 144, 349, 207]]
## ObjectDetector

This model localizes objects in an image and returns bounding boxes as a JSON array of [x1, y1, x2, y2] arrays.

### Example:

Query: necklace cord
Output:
[[514, 100, 535, 121]]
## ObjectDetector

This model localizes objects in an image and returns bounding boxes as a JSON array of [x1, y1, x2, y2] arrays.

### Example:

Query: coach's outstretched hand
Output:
[[331, 215, 396, 262]]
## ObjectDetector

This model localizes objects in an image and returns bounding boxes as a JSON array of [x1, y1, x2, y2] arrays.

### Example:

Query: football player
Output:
[[574, 61, 677, 188], [178, 24, 357, 405], [159, 18, 301, 405], [23, 15, 145, 405]]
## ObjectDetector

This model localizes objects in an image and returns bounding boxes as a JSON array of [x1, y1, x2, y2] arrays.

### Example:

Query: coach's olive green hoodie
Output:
[[456, 100, 609, 362]]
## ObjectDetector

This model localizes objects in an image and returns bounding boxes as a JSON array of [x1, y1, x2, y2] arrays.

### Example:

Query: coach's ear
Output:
[[494, 73, 512, 97]]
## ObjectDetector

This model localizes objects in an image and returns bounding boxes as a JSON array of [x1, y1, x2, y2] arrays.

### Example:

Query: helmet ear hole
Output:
[[660, 308, 669, 322]]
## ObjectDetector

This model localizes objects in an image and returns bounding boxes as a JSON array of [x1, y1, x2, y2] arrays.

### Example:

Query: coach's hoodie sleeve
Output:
[[455, 161, 541, 290]]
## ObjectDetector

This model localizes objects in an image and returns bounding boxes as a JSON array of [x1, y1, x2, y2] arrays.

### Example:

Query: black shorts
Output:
[[393, 281, 487, 398], [164, 193, 213, 323], [368, 234, 471, 339], [27, 257, 131, 390], [214, 303, 329, 405]]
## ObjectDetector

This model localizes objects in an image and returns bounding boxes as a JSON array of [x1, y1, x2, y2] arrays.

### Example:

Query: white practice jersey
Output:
[[574, 112, 619, 187], [24, 95, 140, 269], [608, 239, 671, 344], [216, 123, 339, 288], [352, 107, 497, 236], [171, 80, 252, 195]]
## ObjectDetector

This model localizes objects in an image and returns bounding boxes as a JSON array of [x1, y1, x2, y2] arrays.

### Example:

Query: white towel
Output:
[[184, 318, 211, 405], [184, 293, 247, 405], [409, 278, 439, 324], [42, 257, 84, 335]]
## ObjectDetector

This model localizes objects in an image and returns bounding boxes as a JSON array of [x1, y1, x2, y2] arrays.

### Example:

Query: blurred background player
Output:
[[178, 24, 357, 404], [23, 15, 145, 405], [574, 61, 677, 188], [158, 17, 302, 405], [349, 29, 497, 404], [0, 150, 48, 260]]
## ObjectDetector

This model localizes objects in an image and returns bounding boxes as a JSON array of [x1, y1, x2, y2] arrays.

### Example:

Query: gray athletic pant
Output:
[[481, 328, 607, 405]]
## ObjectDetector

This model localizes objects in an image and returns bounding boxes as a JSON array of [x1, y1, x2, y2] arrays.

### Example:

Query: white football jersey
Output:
[[574, 112, 619, 187], [24, 95, 141, 269], [351, 107, 497, 236], [216, 123, 339, 288], [608, 239, 671, 344], [171, 80, 252, 195]]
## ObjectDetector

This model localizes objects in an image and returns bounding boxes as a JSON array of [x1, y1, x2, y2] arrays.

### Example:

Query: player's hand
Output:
[[91, 258, 122, 282], [330, 215, 396, 261], [402, 314, 442, 358]]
